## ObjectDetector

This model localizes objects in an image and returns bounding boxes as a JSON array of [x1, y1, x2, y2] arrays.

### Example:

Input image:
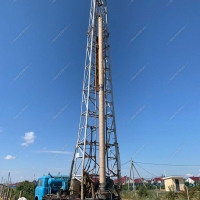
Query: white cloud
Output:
[[34, 150, 73, 154], [186, 173, 193, 177], [4, 155, 16, 160], [21, 132, 36, 146]]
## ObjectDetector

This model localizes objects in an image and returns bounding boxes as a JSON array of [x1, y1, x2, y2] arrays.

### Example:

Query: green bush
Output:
[[137, 186, 149, 198], [165, 185, 178, 200], [14, 181, 35, 200], [179, 186, 195, 199]]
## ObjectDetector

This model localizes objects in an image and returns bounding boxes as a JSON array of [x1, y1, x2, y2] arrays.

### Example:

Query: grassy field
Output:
[[121, 189, 200, 200], [121, 190, 167, 200]]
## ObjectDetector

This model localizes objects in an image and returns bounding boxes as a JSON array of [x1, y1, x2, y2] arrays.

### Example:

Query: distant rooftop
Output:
[[163, 176, 184, 180]]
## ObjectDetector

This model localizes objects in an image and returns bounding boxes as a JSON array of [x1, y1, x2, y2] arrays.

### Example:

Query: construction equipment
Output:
[[35, 173, 69, 200], [35, 0, 121, 199], [69, 0, 121, 199]]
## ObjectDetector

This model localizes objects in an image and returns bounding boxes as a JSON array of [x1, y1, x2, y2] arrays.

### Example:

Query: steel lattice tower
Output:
[[70, 0, 121, 198]]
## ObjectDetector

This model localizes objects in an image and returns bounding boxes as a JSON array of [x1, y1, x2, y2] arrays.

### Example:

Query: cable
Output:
[[135, 161, 200, 167], [121, 160, 130, 166], [134, 162, 156, 177], [122, 160, 200, 167]]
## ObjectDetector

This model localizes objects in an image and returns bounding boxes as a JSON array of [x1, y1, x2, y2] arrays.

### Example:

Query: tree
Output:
[[137, 186, 149, 198], [146, 183, 154, 190], [194, 184, 200, 191], [122, 184, 129, 190], [14, 181, 35, 200]]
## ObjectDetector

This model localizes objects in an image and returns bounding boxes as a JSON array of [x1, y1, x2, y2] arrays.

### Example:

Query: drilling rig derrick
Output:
[[69, 1, 121, 199]]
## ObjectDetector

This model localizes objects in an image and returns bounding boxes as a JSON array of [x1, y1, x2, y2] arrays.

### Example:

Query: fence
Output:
[[0, 185, 22, 200]]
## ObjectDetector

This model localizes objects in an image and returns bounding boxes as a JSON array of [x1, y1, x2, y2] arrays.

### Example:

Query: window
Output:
[[37, 179, 43, 186]]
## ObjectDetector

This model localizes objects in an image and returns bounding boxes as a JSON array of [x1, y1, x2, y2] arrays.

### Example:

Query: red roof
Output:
[[154, 177, 163, 182], [189, 177, 200, 182], [134, 178, 144, 183], [114, 176, 128, 183]]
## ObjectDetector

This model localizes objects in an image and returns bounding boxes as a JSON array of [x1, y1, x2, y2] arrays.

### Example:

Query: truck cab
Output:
[[35, 176, 49, 200], [35, 174, 69, 200]]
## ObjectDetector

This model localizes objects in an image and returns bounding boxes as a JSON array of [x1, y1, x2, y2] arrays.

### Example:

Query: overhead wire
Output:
[[121, 160, 200, 167], [134, 162, 156, 177], [121, 159, 200, 181], [135, 161, 200, 167], [121, 160, 130, 166]]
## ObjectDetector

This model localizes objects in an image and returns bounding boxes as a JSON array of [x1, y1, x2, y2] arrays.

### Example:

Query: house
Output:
[[185, 176, 200, 185], [145, 179, 152, 184], [134, 178, 147, 184], [114, 176, 150, 185], [152, 177, 164, 185], [113, 176, 129, 185], [163, 176, 184, 192]]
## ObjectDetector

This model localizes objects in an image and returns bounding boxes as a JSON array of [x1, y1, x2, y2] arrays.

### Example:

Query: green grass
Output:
[[121, 190, 200, 200], [121, 190, 166, 200]]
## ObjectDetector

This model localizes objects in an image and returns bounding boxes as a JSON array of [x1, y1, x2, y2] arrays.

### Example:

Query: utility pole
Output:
[[132, 162, 147, 189], [6, 172, 11, 200], [69, 0, 121, 199], [128, 158, 135, 191], [0, 176, 3, 198], [186, 186, 189, 200]]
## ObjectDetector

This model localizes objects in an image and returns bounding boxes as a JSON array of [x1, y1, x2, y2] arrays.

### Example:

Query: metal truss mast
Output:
[[70, 0, 121, 198]]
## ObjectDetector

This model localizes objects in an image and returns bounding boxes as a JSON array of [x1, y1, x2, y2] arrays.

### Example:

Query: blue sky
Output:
[[0, 0, 200, 183]]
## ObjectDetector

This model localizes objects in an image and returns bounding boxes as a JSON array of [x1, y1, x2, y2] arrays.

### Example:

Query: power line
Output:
[[134, 162, 156, 177], [121, 160, 130, 166], [122, 160, 200, 167], [135, 161, 200, 167]]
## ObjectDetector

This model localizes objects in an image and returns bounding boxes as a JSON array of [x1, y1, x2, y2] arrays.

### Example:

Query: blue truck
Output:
[[35, 173, 118, 200], [35, 173, 70, 200]]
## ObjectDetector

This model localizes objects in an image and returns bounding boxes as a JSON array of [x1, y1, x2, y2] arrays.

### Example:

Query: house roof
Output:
[[162, 176, 184, 180], [189, 177, 200, 182], [121, 176, 128, 183], [113, 176, 128, 183], [134, 178, 145, 183], [154, 177, 163, 182]]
